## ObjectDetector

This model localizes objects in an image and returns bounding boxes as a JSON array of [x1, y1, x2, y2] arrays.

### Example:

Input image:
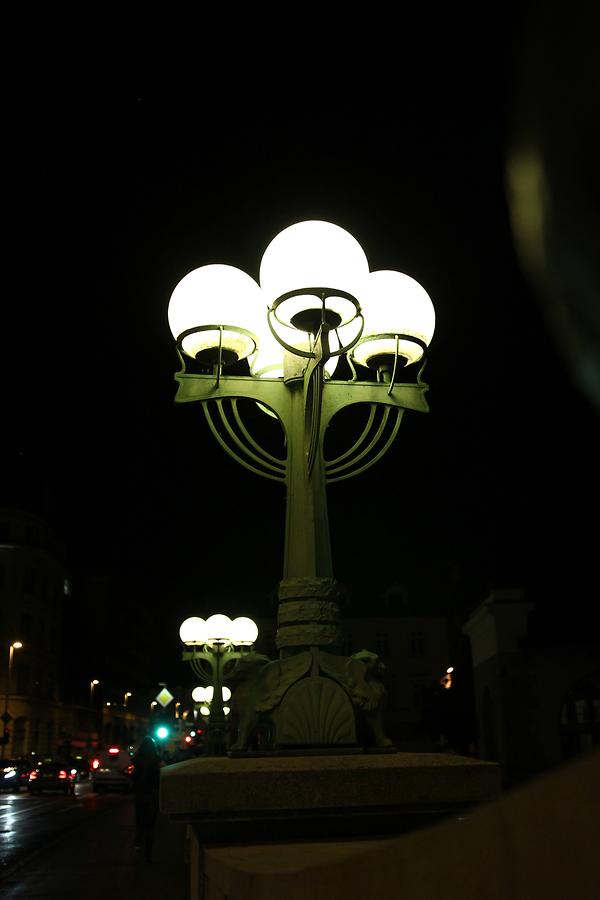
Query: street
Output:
[[0, 781, 189, 898]]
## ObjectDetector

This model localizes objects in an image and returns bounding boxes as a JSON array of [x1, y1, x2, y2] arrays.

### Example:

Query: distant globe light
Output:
[[230, 616, 259, 646], [205, 614, 233, 644]]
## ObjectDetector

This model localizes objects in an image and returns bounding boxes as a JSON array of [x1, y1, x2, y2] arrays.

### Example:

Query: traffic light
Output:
[[154, 724, 170, 742]]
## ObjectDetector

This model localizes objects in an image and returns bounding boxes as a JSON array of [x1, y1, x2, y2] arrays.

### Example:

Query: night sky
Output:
[[3, 5, 598, 662]]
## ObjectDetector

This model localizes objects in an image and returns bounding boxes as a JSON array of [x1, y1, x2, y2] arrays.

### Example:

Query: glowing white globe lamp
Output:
[[192, 685, 213, 703], [230, 616, 259, 646], [179, 616, 208, 646], [168, 264, 265, 364], [352, 270, 435, 369], [259, 221, 369, 334], [205, 614, 233, 645]]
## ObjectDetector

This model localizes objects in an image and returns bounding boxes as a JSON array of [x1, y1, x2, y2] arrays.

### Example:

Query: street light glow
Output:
[[351, 269, 435, 368], [229, 617, 259, 646], [168, 263, 263, 364], [204, 614, 233, 645], [168, 221, 434, 375], [179, 617, 207, 646]]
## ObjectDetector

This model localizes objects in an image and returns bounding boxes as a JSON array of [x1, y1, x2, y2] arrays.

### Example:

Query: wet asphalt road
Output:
[[0, 780, 128, 876], [0, 781, 188, 898]]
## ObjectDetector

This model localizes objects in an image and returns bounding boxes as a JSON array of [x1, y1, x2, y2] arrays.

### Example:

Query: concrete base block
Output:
[[160, 751, 501, 844]]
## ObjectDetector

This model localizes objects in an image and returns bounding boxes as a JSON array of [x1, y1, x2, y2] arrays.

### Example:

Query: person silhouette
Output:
[[131, 736, 162, 862]]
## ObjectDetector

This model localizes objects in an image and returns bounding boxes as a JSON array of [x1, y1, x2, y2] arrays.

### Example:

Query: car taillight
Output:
[[29, 771, 38, 780], [126, 764, 134, 775], [108, 747, 120, 755], [58, 770, 68, 779], [91, 759, 100, 770]]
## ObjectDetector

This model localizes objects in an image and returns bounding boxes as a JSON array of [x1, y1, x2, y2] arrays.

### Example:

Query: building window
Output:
[[410, 630, 425, 656]]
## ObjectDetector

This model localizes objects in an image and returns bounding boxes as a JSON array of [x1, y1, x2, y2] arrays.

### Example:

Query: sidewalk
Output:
[[0, 796, 189, 899]]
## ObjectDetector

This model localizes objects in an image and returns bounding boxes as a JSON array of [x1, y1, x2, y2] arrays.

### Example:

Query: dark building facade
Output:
[[463, 587, 600, 785], [0, 508, 153, 757]]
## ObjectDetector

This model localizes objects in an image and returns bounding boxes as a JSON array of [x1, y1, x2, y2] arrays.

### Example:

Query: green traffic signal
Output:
[[154, 725, 170, 741]]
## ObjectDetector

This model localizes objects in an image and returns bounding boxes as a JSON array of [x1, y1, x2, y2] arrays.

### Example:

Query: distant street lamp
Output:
[[124, 691, 132, 708], [179, 615, 259, 756], [168, 220, 435, 752], [90, 679, 99, 707], [1, 641, 23, 761]]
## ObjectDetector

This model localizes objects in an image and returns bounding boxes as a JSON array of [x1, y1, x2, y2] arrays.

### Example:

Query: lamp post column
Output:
[[2, 642, 21, 762], [277, 349, 344, 658], [283, 376, 332, 580], [205, 646, 227, 757]]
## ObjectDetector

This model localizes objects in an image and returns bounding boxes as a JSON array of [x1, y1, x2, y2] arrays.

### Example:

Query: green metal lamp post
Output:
[[179, 614, 262, 756], [169, 220, 435, 753]]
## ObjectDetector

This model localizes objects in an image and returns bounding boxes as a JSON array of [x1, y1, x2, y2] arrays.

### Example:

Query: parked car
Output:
[[1, 758, 31, 792], [90, 745, 133, 792], [68, 756, 90, 781], [28, 760, 76, 795]]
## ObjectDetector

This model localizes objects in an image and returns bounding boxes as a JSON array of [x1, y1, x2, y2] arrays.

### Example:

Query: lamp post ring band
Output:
[[353, 332, 428, 353], [267, 307, 365, 360], [176, 324, 259, 357], [271, 286, 360, 313]]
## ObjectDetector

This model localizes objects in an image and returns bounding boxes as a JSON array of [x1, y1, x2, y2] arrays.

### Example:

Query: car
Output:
[[90, 745, 133, 793], [68, 756, 90, 781], [1, 758, 31, 792], [28, 760, 76, 795]]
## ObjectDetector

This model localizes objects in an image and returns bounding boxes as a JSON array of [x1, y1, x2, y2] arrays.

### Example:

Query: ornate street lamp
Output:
[[168, 220, 435, 753], [179, 614, 260, 756]]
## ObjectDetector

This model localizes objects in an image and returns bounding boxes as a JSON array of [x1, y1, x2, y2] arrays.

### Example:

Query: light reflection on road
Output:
[[0, 782, 131, 877]]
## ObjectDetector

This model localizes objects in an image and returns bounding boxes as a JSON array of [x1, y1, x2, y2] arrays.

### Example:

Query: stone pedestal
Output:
[[160, 751, 501, 899]]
